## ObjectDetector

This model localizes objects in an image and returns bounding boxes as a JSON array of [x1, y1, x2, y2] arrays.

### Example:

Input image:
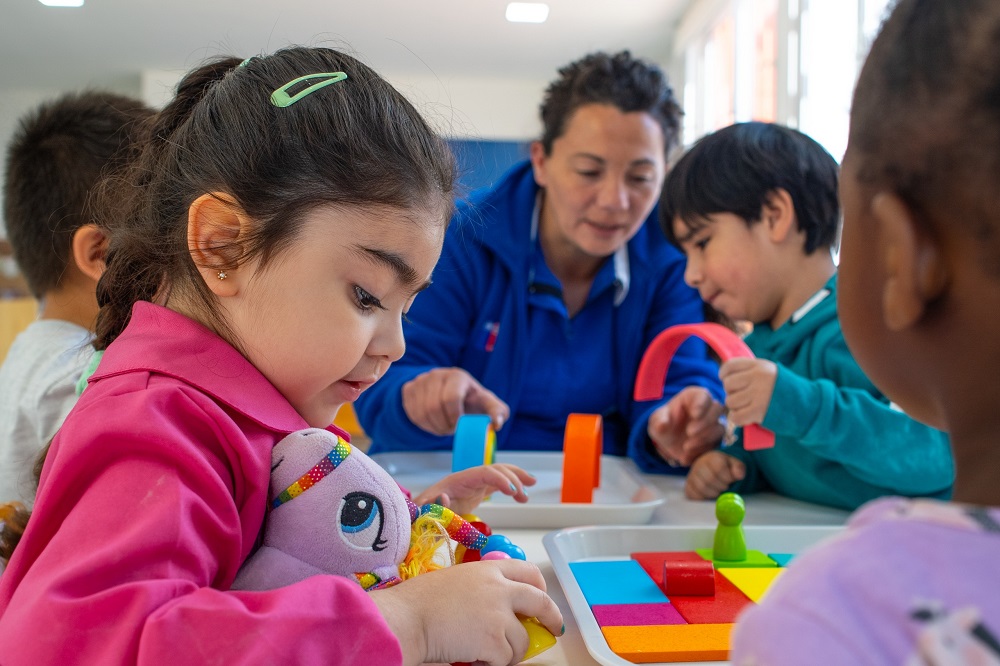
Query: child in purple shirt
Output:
[[732, 0, 1000, 663]]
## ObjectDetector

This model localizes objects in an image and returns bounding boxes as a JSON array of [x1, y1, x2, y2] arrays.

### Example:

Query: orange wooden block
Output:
[[602, 623, 733, 663], [561, 413, 603, 503]]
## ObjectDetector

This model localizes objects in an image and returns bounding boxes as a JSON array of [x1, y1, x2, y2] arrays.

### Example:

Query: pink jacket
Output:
[[0, 302, 403, 665]]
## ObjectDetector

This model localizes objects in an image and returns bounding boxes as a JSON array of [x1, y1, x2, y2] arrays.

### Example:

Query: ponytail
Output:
[[93, 58, 241, 350]]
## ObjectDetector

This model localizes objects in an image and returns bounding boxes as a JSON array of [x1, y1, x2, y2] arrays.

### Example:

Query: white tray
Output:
[[370, 451, 664, 529], [544, 524, 843, 666]]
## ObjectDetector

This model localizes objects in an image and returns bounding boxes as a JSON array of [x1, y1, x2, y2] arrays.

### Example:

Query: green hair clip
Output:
[[270, 72, 348, 107]]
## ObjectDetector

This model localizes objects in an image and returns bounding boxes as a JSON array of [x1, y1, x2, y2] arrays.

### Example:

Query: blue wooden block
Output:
[[768, 553, 794, 567], [569, 560, 669, 606]]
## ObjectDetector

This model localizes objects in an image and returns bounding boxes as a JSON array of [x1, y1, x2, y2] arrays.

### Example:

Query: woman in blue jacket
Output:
[[355, 51, 724, 473]]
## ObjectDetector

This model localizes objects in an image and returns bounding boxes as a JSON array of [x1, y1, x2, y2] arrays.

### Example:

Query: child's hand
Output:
[[402, 367, 510, 436], [719, 358, 778, 427], [413, 464, 535, 517], [647, 386, 726, 467], [370, 559, 564, 666], [685, 450, 746, 500]]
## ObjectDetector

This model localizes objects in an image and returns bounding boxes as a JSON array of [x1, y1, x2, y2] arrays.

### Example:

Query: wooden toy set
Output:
[[544, 494, 842, 665]]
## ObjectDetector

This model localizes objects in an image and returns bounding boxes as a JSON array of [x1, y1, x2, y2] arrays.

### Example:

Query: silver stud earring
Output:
[[217, 271, 228, 280]]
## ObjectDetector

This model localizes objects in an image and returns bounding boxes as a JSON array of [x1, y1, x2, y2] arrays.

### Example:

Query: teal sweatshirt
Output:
[[725, 275, 954, 510]]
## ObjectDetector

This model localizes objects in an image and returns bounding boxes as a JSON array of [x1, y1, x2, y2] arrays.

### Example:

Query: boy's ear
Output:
[[70, 224, 108, 283], [528, 141, 549, 188], [762, 188, 796, 243], [187, 192, 249, 297], [872, 192, 948, 331]]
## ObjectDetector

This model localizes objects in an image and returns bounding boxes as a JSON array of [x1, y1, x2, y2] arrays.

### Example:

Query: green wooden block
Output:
[[696, 548, 777, 568]]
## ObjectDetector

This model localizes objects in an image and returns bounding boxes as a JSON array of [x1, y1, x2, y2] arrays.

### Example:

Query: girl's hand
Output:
[[684, 450, 746, 500], [647, 386, 726, 467], [719, 358, 778, 427], [370, 559, 564, 666], [402, 367, 510, 436], [413, 464, 535, 517]]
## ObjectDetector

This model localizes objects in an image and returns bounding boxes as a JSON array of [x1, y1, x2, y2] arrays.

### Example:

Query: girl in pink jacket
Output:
[[0, 46, 562, 666]]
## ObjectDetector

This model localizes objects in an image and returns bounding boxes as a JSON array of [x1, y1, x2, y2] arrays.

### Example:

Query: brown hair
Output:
[[94, 47, 455, 351]]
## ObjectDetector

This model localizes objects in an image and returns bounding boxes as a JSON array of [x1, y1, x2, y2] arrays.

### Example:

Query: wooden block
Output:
[[591, 603, 687, 627], [569, 560, 668, 606], [669, 571, 752, 624], [663, 560, 716, 596], [602, 623, 733, 663], [696, 547, 777, 568], [719, 567, 784, 603], [630, 550, 702, 583], [768, 553, 795, 567], [561, 414, 603, 503]]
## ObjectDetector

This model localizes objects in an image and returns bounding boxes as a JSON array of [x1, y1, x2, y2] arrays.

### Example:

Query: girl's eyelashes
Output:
[[353, 285, 387, 313], [695, 236, 711, 250]]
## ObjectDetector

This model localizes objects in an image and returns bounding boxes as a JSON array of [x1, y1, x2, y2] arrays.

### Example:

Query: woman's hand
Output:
[[413, 464, 536, 516], [647, 386, 726, 467], [684, 450, 746, 500], [370, 559, 564, 666], [402, 367, 510, 436]]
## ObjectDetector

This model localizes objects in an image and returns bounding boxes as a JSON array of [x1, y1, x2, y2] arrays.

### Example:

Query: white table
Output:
[[505, 474, 850, 665]]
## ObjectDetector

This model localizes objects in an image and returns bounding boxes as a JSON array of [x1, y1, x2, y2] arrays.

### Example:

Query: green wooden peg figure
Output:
[[713, 492, 747, 562]]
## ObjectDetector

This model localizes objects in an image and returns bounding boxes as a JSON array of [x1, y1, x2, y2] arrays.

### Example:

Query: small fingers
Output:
[[482, 465, 529, 502], [727, 456, 747, 482]]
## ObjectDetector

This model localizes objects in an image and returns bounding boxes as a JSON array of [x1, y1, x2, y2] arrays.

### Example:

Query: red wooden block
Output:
[[630, 551, 702, 583], [662, 560, 716, 596], [669, 571, 752, 624]]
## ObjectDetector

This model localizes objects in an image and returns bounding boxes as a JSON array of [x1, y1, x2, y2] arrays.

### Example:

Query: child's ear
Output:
[[528, 141, 550, 188], [70, 224, 108, 283], [872, 192, 948, 331], [187, 192, 249, 297], [762, 188, 796, 243]]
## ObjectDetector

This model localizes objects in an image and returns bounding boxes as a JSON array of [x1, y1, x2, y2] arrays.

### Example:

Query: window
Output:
[[676, 0, 896, 160]]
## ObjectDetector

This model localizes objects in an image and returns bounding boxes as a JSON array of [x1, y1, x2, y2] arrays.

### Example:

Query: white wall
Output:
[[140, 68, 548, 141], [0, 69, 548, 238]]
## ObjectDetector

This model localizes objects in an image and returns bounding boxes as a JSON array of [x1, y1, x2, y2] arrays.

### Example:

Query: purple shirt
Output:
[[733, 497, 1000, 665], [0, 302, 402, 665]]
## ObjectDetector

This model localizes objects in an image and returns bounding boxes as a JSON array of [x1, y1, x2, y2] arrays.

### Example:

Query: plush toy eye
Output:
[[338, 491, 387, 552]]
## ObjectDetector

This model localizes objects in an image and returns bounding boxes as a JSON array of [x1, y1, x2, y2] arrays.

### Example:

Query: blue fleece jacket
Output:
[[355, 160, 723, 472], [725, 275, 954, 510]]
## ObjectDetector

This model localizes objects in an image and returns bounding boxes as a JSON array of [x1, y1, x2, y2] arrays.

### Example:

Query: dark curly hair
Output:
[[538, 50, 682, 156]]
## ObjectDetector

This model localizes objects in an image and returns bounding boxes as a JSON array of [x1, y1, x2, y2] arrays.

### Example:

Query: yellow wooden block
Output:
[[602, 623, 732, 663], [718, 567, 784, 603]]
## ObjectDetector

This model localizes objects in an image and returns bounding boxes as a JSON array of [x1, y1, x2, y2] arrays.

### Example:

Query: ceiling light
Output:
[[506, 2, 549, 24], [38, 0, 85, 5]]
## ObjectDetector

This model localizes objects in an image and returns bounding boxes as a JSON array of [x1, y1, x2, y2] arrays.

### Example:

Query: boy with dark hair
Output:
[[659, 121, 954, 511], [0, 91, 153, 505]]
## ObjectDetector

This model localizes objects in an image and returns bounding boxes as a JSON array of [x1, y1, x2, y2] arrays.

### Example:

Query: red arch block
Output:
[[633, 323, 775, 451]]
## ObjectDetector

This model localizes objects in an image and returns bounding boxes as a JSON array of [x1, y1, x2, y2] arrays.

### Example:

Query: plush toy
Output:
[[233, 428, 487, 591]]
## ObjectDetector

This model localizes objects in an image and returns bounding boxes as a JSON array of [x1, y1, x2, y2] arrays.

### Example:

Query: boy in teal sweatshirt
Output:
[[658, 122, 953, 510]]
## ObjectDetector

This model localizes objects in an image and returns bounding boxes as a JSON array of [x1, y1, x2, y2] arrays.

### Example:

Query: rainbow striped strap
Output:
[[417, 503, 488, 551], [271, 437, 352, 508]]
